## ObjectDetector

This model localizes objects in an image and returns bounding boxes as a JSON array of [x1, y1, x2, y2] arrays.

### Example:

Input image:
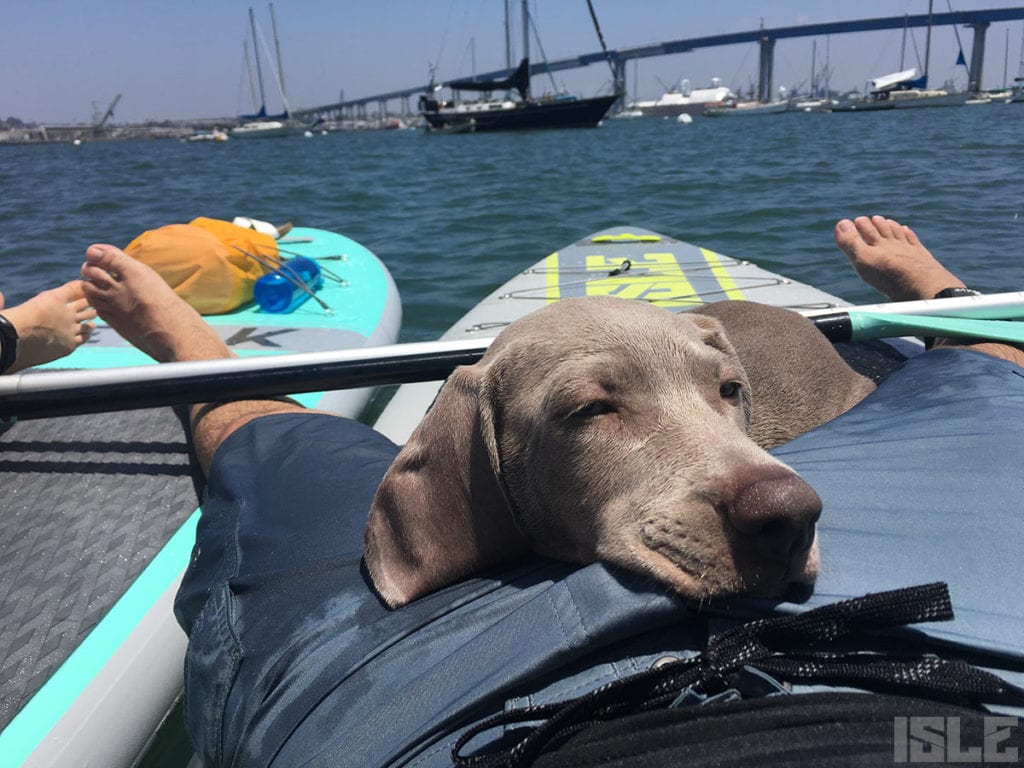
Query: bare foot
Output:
[[81, 243, 307, 474], [834, 215, 965, 302], [1, 280, 98, 372], [81, 243, 233, 363]]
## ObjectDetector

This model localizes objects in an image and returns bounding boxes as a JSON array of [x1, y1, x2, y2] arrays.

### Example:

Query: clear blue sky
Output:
[[5, 1, 1024, 123]]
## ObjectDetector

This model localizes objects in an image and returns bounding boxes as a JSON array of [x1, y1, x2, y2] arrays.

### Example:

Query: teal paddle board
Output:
[[0, 226, 401, 767]]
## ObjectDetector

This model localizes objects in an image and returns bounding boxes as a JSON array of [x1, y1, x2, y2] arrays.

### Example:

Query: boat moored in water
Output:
[[418, 0, 619, 132], [627, 78, 736, 118], [231, 119, 304, 139], [832, 68, 967, 112], [419, 58, 618, 132], [705, 99, 790, 117], [184, 129, 229, 142]]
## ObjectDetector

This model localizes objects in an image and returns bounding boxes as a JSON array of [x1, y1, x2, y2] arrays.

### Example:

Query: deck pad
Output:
[[0, 408, 198, 731]]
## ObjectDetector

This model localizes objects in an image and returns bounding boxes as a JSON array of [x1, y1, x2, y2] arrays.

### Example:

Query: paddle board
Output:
[[373, 225, 912, 444], [0, 227, 401, 767]]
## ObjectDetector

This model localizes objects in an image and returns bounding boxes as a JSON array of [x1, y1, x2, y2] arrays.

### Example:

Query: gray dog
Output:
[[365, 296, 875, 608]]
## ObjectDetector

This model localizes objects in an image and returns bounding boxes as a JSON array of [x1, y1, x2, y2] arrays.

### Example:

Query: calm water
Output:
[[1, 106, 1022, 342], [1, 106, 1022, 766]]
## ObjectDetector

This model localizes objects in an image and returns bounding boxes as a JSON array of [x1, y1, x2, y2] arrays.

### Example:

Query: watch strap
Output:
[[0, 313, 19, 374], [925, 288, 982, 349], [933, 287, 981, 299]]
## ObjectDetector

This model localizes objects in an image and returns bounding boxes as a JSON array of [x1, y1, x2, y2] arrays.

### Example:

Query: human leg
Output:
[[834, 215, 1024, 367], [80, 243, 306, 472]]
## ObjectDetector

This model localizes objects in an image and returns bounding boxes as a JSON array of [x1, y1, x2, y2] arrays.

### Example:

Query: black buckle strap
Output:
[[452, 583, 1024, 768]]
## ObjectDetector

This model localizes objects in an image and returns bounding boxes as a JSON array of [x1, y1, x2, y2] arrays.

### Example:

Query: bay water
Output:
[[1, 105, 1022, 345], [1, 104, 1022, 765]]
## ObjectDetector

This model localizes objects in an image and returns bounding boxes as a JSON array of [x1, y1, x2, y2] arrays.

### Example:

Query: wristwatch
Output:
[[933, 287, 981, 299], [0, 314, 19, 374], [925, 287, 982, 349]]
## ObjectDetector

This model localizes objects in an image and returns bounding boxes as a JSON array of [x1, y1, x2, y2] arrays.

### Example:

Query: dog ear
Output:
[[365, 363, 530, 608], [683, 311, 754, 430], [686, 311, 733, 355], [689, 301, 876, 449]]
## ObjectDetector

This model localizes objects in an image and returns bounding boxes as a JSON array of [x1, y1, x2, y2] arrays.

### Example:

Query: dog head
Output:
[[365, 296, 820, 608]]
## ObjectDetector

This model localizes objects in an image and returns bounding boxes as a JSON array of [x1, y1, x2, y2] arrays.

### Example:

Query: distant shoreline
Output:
[[0, 115, 418, 144]]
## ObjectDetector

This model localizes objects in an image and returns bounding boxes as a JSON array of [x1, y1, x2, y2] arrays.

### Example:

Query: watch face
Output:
[[0, 317, 17, 373]]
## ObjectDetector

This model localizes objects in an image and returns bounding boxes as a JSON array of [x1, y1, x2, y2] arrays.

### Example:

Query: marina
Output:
[[6, 6, 1024, 143]]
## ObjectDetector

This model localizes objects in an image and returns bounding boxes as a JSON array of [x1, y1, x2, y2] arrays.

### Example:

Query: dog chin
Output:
[[631, 539, 741, 599], [633, 534, 820, 601]]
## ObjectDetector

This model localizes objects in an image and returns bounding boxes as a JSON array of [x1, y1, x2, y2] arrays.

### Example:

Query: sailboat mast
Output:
[[900, 15, 908, 71], [826, 36, 831, 95], [1020, 22, 1024, 78], [244, 39, 259, 113], [521, 0, 531, 98], [924, 0, 934, 86], [249, 7, 268, 114], [1005, 26, 1010, 90], [269, 2, 290, 114], [504, 0, 512, 71], [810, 40, 816, 98]]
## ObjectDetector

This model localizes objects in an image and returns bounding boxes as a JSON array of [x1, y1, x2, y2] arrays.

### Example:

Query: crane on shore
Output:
[[92, 94, 122, 132]]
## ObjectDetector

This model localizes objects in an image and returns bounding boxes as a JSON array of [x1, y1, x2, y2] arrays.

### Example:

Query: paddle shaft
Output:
[[3, 292, 1022, 420], [803, 291, 1024, 341], [0, 341, 491, 420]]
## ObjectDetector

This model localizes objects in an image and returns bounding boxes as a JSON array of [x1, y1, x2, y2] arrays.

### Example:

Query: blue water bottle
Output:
[[253, 256, 324, 313]]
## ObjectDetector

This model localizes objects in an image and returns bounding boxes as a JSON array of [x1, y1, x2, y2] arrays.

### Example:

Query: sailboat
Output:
[[418, 1, 620, 132], [833, 4, 967, 112], [232, 5, 303, 139]]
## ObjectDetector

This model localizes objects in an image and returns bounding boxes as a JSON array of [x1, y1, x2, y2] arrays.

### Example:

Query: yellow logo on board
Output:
[[583, 252, 702, 304], [543, 247, 744, 305]]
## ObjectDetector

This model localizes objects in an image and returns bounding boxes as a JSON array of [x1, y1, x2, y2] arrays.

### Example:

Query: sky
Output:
[[5, 0, 1024, 124]]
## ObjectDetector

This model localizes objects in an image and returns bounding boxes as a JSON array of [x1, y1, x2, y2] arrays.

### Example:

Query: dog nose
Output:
[[728, 473, 822, 558]]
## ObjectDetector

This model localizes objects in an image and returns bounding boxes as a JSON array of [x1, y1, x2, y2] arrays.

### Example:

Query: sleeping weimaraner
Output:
[[365, 296, 876, 609]]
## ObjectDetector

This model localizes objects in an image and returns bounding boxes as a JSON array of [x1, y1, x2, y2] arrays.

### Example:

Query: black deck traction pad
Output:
[[835, 339, 909, 382], [0, 407, 202, 732]]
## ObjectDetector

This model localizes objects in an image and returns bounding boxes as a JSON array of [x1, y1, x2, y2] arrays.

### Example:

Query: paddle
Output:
[[0, 338, 492, 420], [802, 290, 1024, 342], [2, 292, 1022, 421]]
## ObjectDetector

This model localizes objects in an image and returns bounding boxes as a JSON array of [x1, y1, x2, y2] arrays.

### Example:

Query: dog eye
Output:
[[720, 381, 742, 399], [571, 400, 617, 419]]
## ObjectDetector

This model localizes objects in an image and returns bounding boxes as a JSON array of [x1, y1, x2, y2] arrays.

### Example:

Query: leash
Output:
[[452, 583, 1024, 768]]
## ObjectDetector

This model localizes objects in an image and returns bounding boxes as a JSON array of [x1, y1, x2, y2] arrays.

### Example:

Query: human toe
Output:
[[834, 218, 867, 256], [81, 245, 128, 289], [54, 280, 87, 302], [854, 216, 884, 245], [874, 216, 906, 241], [84, 243, 129, 273]]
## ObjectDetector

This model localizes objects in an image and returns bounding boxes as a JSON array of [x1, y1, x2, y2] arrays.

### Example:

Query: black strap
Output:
[[451, 583, 1024, 768], [0, 313, 19, 374]]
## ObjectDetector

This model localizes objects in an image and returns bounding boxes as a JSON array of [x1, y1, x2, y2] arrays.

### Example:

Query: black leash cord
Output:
[[452, 582, 1024, 768]]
